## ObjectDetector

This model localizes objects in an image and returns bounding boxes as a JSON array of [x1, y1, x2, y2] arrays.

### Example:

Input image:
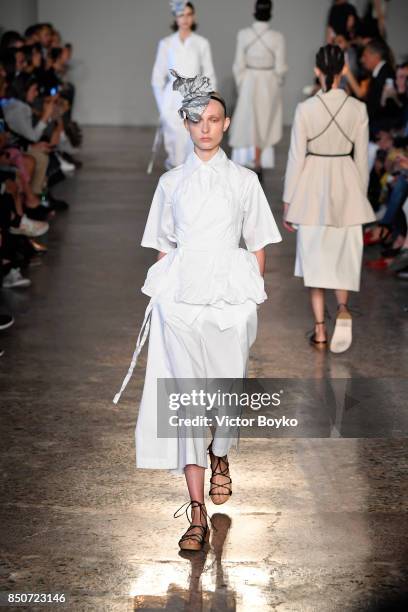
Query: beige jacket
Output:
[[283, 89, 376, 227]]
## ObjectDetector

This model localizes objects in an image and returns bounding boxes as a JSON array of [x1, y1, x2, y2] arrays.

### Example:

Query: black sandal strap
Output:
[[178, 524, 207, 544], [174, 500, 217, 532], [208, 444, 232, 497]]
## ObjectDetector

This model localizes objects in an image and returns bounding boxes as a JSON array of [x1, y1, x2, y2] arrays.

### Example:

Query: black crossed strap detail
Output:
[[307, 94, 354, 154], [174, 500, 217, 545], [244, 25, 275, 61]]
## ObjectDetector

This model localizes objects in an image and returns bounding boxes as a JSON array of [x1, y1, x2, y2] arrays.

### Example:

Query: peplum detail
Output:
[[141, 246, 267, 307]]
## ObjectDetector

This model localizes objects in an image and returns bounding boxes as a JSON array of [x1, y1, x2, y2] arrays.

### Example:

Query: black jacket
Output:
[[366, 62, 401, 134]]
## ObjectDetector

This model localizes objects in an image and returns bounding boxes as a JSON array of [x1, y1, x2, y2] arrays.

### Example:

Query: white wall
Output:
[[0, 0, 38, 35], [1, 0, 404, 127]]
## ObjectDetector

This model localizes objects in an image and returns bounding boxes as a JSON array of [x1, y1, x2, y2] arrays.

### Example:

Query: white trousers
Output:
[[135, 298, 258, 475]]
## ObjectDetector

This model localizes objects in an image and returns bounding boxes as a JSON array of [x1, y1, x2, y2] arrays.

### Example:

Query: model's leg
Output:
[[310, 288, 327, 342], [184, 464, 208, 531], [203, 302, 257, 504], [330, 289, 353, 353], [335, 289, 349, 311]]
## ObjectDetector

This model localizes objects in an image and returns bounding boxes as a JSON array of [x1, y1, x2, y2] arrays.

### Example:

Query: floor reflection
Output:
[[131, 513, 237, 611]]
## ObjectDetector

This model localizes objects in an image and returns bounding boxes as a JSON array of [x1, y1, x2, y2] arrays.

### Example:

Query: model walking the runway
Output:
[[229, 0, 287, 180], [151, 1, 217, 169], [114, 71, 281, 551], [283, 45, 376, 353]]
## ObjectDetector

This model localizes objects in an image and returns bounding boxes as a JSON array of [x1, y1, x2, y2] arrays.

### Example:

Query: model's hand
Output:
[[283, 202, 295, 232]]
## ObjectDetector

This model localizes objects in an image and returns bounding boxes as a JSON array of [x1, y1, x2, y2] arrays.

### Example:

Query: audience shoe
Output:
[[0, 348, 4, 358], [0, 314, 15, 330], [49, 195, 70, 211], [28, 239, 48, 254], [396, 267, 408, 280], [2, 268, 31, 289], [364, 258, 391, 270], [61, 152, 83, 169], [389, 249, 408, 272], [55, 152, 76, 174], [25, 205, 52, 222], [9, 214, 49, 238]]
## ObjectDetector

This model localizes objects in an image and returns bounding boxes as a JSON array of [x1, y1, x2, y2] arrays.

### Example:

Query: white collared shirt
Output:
[[372, 60, 386, 79], [141, 147, 282, 254]]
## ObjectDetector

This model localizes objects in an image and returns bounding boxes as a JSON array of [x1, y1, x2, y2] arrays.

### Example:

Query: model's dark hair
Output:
[[316, 44, 345, 91], [171, 2, 197, 32], [254, 0, 273, 21], [210, 90, 229, 118]]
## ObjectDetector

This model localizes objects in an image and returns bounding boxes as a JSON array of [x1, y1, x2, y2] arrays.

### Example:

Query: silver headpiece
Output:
[[169, 0, 187, 16], [170, 69, 214, 122]]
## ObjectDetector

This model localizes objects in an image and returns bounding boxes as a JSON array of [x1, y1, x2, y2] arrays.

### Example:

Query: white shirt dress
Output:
[[229, 21, 287, 169], [283, 89, 376, 292], [114, 148, 282, 474], [151, 32, 217, 168]]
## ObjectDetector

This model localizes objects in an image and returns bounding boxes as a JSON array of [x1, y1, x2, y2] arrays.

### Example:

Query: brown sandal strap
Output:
[[208, 444, 232, 497]]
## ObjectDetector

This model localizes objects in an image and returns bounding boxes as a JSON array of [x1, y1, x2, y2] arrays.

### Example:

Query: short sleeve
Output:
[[241, 173, 282, 251], [141, 179, 176, 252]]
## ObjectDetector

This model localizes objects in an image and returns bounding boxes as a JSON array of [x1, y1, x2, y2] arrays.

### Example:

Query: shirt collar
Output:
[[182, 147, 229, 180], [372, 60, 386, 78]]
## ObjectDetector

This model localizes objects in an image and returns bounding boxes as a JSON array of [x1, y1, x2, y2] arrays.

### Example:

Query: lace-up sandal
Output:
[[330, 304, 352, 354], [208, 442, 232, 505], [173, 500, 211, 551]]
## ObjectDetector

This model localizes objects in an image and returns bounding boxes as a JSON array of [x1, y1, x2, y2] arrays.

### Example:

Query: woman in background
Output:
[[229, 0, 287, 181], [283, 45, 376, 354], [151, 1, 217, 170]]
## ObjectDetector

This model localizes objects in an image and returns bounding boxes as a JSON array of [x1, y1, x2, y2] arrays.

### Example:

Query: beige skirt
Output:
[[295, 225, 363, 292]]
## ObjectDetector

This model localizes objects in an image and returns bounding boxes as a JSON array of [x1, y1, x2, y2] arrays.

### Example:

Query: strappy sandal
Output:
[[330, 304, 353, 354], [173, 500, 212, 551], [364, 226, 391, 246], [308, 320, 328, 348], [208, 442, 232, 505]]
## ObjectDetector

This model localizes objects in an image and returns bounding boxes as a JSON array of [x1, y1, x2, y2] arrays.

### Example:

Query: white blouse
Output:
[[140, 148, 282, 309]]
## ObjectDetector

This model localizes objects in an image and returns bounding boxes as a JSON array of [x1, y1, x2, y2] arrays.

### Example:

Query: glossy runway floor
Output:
[[0, 128, 407, 611]]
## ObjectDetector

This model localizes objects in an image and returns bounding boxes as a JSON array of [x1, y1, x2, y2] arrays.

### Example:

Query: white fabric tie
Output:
[[113, 298, 154, 405]]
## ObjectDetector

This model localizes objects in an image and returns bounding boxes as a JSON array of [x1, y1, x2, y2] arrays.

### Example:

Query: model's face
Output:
[[185, 99, 230, 152], [176, 6, 195, 32]]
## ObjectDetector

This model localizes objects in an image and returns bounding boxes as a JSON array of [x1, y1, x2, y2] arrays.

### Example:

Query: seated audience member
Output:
[[361, 39, 401, 136]]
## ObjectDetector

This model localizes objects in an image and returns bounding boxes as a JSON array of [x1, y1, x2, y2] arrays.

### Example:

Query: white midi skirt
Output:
[[294, 225, 363, 292], [135, 294, 258, 475]]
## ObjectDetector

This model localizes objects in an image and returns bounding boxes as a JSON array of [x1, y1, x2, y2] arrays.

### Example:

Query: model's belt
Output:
[[306, 152, 352, 157], [245, 64, 274, 70]]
